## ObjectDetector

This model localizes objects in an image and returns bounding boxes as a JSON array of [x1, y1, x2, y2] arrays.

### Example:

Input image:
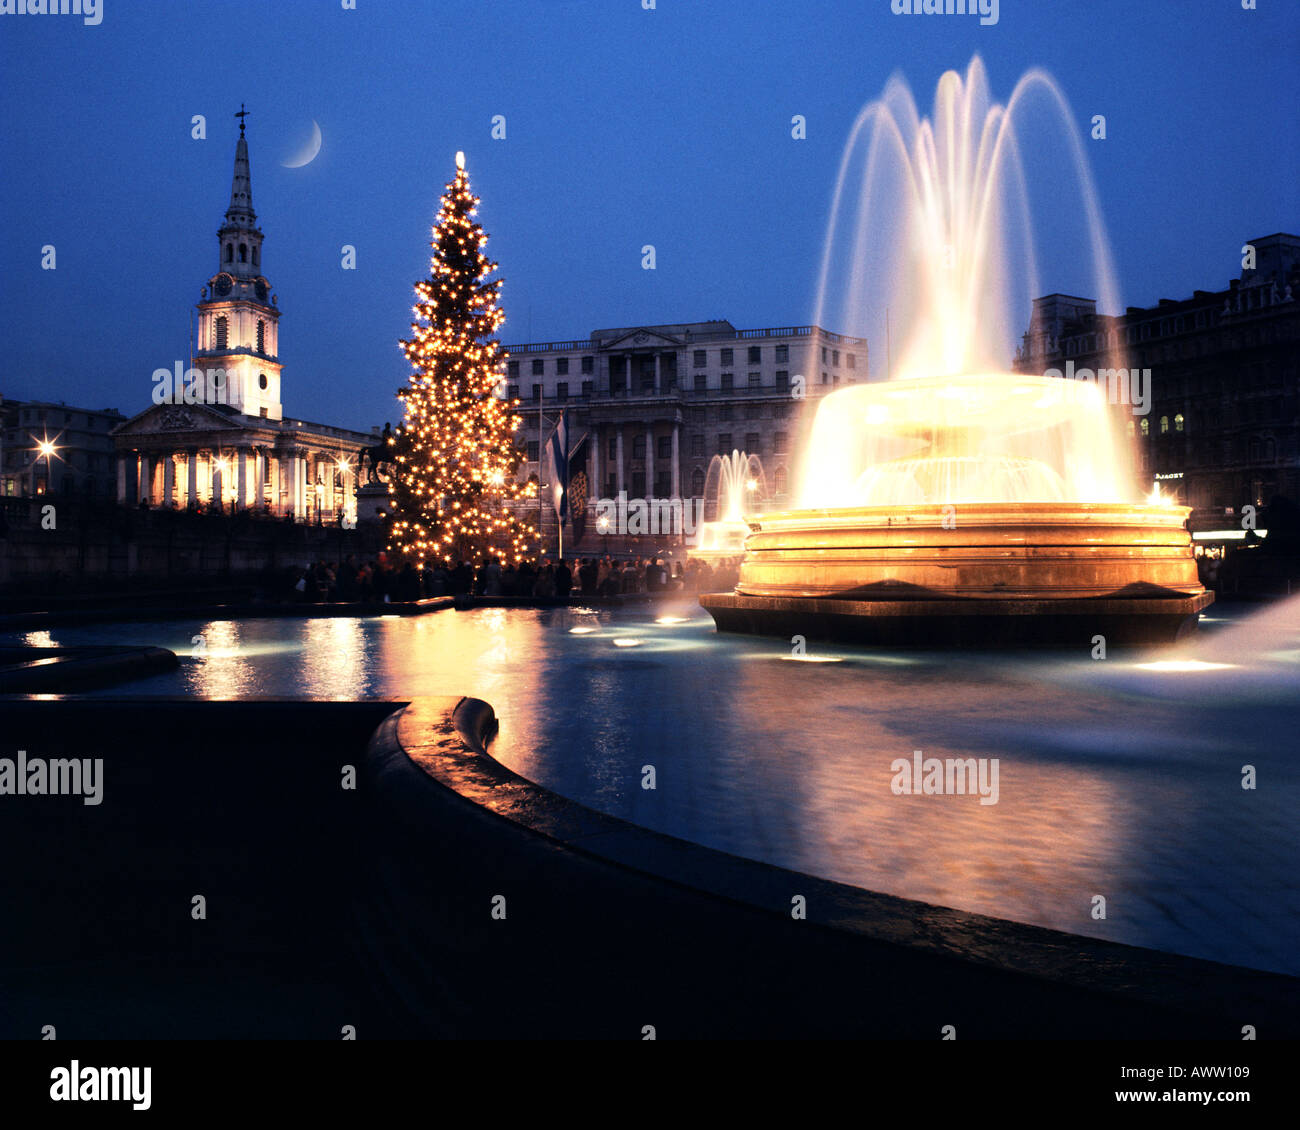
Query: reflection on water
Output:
[[11, 601, 1298, 976]]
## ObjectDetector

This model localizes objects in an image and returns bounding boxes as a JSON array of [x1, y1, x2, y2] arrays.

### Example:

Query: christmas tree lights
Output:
[[387, 154, 538, 566]]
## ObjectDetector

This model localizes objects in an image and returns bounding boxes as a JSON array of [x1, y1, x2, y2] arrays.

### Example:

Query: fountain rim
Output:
[[742, 501, 1193, 532]]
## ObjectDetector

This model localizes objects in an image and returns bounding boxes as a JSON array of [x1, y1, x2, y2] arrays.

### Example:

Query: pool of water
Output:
[[9, 599, 1299, 977]]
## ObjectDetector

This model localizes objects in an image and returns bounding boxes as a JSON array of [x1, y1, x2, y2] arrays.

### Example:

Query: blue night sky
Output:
[[1, 0, 1295, 432]]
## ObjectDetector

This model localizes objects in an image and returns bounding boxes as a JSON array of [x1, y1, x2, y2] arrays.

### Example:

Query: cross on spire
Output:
[[235, 104, 249, 136]]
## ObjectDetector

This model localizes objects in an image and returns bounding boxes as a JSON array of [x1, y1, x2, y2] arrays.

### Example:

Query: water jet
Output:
[[700, 61, 1210, 646]]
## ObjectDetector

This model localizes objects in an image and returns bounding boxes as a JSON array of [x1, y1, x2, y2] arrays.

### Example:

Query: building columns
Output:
[[671, 423, 680, 499], [590, 426, 601, 501], [645, 425, 655, 501], [137, 454, 153, 504], [256, 448, 268, 510], [277, 453, 289, 515], [211, 454, 224, 509], [294, 452, 307, 519], [615, 427, 625, 494], [653, 352, 661, 395], [162, 453, 175, 507], [116, 456, 128, 504], [237, 448, 250, 508], [187, 450, 199, 507]]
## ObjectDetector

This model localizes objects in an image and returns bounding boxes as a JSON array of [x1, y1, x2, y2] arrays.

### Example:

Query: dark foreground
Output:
[[1, 695, 1295, 1039]]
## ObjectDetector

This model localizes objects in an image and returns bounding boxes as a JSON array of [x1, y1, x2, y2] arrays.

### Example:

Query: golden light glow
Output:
[[386, 153, 539, 568], [1134, 660, 1237, 673]]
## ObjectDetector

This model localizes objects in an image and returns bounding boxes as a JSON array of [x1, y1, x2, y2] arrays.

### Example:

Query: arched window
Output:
[[1126, 419, 1136, 436], [215, 316, 228, 349], [252, 246, 259, 267], [239, 243, 247, 263], [258, 373, 268, 390], [225, 243, 233, 263], [1140, 418, 1150, 437], [1159, 415, 1169, 434], [691, 468, 705, 496], [256, 320, 265, 353], [1174, 413, 1185, 433], [774, 466, 788, 495]]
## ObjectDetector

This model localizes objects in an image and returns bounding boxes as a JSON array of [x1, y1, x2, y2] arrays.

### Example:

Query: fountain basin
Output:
[[701, 501, 1212, 646]]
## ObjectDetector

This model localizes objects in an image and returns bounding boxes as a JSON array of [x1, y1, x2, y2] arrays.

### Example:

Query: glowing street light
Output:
[[30, 434, 60, 496]]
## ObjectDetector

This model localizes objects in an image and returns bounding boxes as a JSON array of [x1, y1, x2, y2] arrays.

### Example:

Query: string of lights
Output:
[[387, 153, 539, 567]]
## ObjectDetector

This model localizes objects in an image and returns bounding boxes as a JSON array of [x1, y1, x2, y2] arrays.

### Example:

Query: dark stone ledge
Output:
[[358, 696, 1298, 1038]]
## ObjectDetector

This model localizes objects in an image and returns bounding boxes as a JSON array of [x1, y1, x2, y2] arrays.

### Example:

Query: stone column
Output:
[[187, 451, 199, 507], [671, 423, 680, 499], [653, 353, 661, 395], [294, 453, 307, 520], [237, 448, 250, 508], [211, 453, 224, 509], [162, 453, 175, 507], [625, 353, 633, 394], [590, 426, 601, 501], [116, 455, 128, 503], [645, 425, 655, 501], [277, 453, 291, 516], [615, 427, 625, 494], [137, 454, 152, 504]]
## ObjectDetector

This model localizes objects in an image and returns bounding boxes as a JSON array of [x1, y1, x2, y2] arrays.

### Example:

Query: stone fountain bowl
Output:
[[700, 501, 1213, 647], [734, 501, 1206, 601]]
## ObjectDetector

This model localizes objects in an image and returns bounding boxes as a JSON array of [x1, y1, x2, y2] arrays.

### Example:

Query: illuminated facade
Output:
[[501, 320, 867, 521], [112, 119, 368, 522]]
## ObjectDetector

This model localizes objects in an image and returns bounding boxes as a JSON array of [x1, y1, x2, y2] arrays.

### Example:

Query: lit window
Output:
[[1174, 413, 1185, 433]]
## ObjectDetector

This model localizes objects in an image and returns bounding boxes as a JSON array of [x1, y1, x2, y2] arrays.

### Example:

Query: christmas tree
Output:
[[388, 152, 538, 566]]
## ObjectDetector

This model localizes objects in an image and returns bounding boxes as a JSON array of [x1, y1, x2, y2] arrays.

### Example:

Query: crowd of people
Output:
[[285, 554, 743, 603]]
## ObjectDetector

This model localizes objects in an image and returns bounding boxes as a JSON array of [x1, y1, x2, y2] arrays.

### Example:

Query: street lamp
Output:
[[598, 513, 611, 554], [335, 457, 352, 525], [31, 435, 59, 496]]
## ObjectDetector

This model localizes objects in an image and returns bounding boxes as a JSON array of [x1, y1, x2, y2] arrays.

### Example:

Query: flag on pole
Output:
[[544, 408, 570, 523]]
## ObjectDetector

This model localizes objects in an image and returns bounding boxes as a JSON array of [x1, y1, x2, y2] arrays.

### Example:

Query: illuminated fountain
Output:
[[701, 59, 1211, 646], [690, 450, 767, 558]]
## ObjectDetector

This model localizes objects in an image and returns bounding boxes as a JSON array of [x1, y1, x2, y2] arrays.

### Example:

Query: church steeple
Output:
[[225, 108, 256, 227], [196, 110, 283, 422], [217, 105, 264, 280]]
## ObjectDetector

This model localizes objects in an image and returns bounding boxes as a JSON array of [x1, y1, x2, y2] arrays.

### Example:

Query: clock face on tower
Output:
[[255, 279, 268, 302], [214, 273, 233, 296]]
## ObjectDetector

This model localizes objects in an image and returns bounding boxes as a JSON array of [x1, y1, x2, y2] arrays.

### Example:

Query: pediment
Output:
[[600, 328, 685, 351], [112, 402, 247, 436]]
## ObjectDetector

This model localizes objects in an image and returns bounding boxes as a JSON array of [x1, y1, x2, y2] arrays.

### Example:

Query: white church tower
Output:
[[194, 106, 284, 420]]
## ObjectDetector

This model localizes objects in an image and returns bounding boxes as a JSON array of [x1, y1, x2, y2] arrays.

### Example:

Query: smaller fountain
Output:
[[690, 451, 766, 559]]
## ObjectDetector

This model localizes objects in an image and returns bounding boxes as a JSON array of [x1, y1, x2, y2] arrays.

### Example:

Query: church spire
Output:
[[216, 110, 265, 281], [225, 105, 256, 229]]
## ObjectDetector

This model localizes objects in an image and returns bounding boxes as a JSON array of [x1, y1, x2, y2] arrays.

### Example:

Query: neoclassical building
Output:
[[501, 319, 868, 510], [113, 117, 369, 522]]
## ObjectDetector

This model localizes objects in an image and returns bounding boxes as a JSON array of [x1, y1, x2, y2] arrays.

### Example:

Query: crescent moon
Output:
[[282, 120, 322, 168]]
